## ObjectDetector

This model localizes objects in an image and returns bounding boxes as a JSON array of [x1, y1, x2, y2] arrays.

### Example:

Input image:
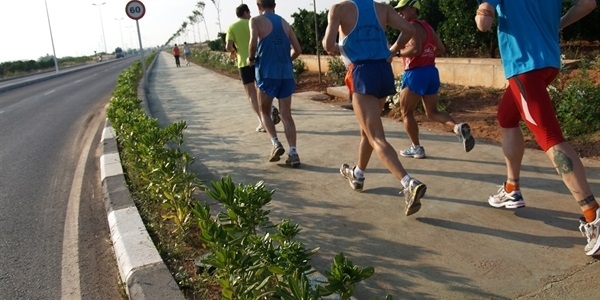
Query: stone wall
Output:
[[300, 54, 508, 89]]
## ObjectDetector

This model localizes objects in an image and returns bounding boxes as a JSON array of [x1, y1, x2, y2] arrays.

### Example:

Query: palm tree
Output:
[[181, 21, 188, 43], [187, 15, 198, 43], [196, 1, 210, 40], [192, 10, 203, 43], [210, 0, 223, 34]]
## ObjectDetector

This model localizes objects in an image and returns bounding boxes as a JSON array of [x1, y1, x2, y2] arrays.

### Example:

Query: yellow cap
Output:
[[395, 0, 421, 10]]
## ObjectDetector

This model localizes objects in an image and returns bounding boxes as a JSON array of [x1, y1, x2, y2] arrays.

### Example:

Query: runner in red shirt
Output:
[[172, 44, 181, 67], [392, 0, 475, 159]]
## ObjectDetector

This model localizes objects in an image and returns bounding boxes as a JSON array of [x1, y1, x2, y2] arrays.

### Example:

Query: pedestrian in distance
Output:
[[172, 44, 181, 67], [249, 0, 302, 167], [183, 42, 192, 66], [391, 0, 475, 159], [475, 0, 599, 256], [323, 0, 427, 216], [226, 3, 281, 134]]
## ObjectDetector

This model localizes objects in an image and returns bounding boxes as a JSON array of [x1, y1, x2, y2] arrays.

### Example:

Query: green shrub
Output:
[[550, 69, 600, 138], [197, 177, 377, 300], [194, 49, 236, 73], [207, 38, 225, 51], [591, 54, 600, 71], [327, 56, 346, 85], [293, 59, 307, 79], [386, 74, 403, 107]]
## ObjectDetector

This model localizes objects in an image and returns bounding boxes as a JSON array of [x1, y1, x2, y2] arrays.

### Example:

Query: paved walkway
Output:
[[146, 52, 600, 299]]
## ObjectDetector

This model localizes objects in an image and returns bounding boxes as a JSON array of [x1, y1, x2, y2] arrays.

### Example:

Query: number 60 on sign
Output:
[[125, 0, 145, 20]]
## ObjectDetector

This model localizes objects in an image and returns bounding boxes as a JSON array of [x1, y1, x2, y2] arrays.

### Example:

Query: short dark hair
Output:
[[258, 0, 275, 9], [236, 4, 249, 17]]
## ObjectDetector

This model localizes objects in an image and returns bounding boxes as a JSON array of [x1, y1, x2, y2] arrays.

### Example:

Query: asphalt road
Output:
[[0, 60, 132, 299]]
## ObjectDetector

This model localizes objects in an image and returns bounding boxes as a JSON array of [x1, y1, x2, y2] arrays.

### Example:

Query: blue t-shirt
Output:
[[340, 0, 391, 63], [478, 0, 563, 78], [255, 13, 294, 80]]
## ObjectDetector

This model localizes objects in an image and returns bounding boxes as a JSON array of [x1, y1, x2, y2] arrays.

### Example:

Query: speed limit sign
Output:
[[126, 0, 145, 20]]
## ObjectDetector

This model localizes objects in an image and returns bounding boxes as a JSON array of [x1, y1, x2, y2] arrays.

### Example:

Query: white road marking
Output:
[[60, 126, 94, 299], [44, 90, 56, 96]]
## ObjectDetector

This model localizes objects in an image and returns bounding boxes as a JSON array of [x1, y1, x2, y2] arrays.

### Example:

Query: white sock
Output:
[[401, 174, 411, 188], [271, 137, 279, 146], [289, 146, 297, 154], [354, 166, 365, 179]]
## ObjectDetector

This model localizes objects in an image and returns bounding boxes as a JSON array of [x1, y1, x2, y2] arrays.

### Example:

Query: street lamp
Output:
[[44, 0, 59, 73], [92, 2, 107, 53], [126, 25, 135, 52], [115, 17, 125, 48]]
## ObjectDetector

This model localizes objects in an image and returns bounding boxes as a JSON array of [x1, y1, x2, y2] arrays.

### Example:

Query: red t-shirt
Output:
[[172, 46, 180, 56], [403, 20, 436, 70]]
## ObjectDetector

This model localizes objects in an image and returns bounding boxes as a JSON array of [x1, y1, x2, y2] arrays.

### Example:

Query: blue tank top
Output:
[[255, 13, 294, 79], [480, 0, 562, 78], [340, 0, 391, 63]]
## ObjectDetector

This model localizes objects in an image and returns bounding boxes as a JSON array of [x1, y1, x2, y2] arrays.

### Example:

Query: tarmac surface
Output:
[[121, 52, 600, 299]]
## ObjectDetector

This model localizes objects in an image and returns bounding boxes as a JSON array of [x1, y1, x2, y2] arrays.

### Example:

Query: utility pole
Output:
[[44, 0, 59, 73], [115, 18, 125, 48], [313, 0, 322, 82], [92, 2, 107, 53]]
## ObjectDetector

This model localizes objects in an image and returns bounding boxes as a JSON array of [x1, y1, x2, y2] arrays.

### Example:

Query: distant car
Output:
[[115, 47, 125, 58]]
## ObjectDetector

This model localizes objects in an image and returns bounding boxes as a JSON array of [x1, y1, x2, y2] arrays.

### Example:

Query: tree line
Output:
[[287, 0, 599, 58]]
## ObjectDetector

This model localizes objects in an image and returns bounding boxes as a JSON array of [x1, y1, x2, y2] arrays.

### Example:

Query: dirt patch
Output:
[[294, 69, 600, 162]]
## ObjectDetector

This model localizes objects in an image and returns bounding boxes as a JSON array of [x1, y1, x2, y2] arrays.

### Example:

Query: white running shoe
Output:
[[579, 207, 600, 256], [403, 178, 426, 216], [400, 145, 426, 159], [456, 123, 475, 152], [285, 153, 301, 168], [271, 106, 281, 125], [269, 142, 285, 162], [488, 184, 525, 209], [256, 124, 266, 132], [340, 164, 364, 192]]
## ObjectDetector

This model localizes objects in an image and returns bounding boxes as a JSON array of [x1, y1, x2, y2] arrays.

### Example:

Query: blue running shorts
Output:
[[257, 78, 296, 99], [401, 65, 440, 96], [345, 59, 396, 99]]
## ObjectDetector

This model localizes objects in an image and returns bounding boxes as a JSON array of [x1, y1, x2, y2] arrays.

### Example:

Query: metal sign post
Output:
[[125, 0, 147, 81]]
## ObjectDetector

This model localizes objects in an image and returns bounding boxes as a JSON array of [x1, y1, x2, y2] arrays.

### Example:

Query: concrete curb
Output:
[[326, 86, 350, 101], [100, 122, 185, 300], [98, 54, 184, 299]]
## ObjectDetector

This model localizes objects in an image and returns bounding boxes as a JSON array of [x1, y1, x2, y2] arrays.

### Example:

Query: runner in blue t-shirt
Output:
[[476, 0, 599, 256]]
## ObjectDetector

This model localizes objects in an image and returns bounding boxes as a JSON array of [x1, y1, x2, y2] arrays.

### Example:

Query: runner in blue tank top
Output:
[[249, 0, 303, 167], [255, 14, 295, 85], [323, 0, 428, 216]]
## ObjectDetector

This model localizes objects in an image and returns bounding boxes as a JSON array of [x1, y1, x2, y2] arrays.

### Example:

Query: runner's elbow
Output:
[[580, 0, 597, 12]]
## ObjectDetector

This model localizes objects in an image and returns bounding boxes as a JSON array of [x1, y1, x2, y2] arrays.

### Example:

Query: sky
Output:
[[0, 0, 341, 63]]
